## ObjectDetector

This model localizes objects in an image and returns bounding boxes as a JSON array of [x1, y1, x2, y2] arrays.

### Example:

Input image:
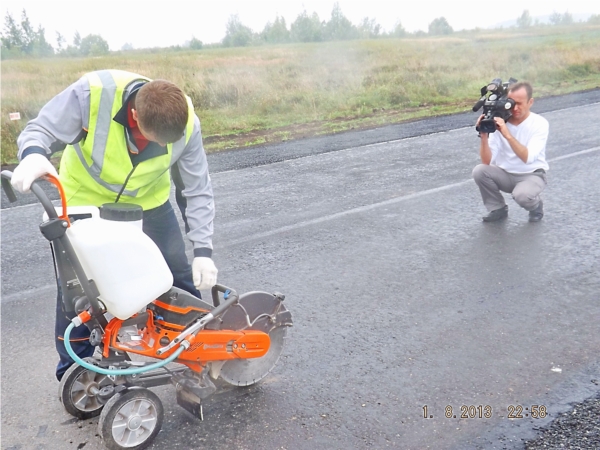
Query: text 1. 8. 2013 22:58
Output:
[[422, 405, 547, 419]]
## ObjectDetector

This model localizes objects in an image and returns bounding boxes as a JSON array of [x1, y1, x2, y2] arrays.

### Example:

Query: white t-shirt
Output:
[[489, 112, 549, 173]]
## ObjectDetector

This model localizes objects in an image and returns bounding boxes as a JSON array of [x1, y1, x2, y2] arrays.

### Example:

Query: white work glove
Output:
[[11, 153, 58, 193], [192, 257, 218, 290]]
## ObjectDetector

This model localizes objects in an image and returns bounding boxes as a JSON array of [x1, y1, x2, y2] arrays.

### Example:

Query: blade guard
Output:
[[206, 291, 292, 333], [208, 291, 292, 386]]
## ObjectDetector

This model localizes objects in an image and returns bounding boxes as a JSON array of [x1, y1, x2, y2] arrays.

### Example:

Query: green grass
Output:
[[2, 24, 600, 165]]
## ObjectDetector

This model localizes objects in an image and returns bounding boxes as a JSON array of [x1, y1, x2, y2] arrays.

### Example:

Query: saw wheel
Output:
[[211, 291, 291, 387], [59, 359, 114, 419]]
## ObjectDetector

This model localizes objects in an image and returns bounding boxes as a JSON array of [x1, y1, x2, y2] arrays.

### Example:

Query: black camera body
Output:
[[473, 78, 517, 133]]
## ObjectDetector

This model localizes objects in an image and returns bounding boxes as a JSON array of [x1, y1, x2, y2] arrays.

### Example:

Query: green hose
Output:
[[63, 322, 186, 375]]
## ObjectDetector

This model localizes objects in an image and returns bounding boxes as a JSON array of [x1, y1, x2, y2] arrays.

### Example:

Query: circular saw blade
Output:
[[219, 325, 287, 387]]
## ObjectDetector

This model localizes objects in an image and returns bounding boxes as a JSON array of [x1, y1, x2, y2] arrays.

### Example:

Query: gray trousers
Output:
[[472, 164, 547, 212]]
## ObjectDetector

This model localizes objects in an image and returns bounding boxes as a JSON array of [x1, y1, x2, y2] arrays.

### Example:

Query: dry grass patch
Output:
[[2, 25, 600, 164]]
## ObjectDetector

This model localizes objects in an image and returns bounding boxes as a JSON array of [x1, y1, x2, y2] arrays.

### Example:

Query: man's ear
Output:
[[131, 108, 139, 123]]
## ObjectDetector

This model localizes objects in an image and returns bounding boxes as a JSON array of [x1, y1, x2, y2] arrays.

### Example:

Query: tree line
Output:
[[3, 4, 599, 59], [516, 9, 600, 28], [1, 9, 109, 59]]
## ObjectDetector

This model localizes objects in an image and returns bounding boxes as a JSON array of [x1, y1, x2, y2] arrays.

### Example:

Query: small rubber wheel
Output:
[[98, 388, 163, 450], [59, 361, 114, 419]]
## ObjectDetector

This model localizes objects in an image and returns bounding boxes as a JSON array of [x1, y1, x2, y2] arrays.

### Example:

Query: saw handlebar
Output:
[[1, 171, 17, 202], [1, 170, 105, 319], [1, 170, 67, 223]]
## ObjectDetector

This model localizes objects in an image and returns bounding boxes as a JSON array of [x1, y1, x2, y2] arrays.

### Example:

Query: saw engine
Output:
[[101, 287, 290, 376]]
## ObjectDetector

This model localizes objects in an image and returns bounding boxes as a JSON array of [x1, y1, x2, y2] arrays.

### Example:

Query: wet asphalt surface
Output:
[[1, 89, 599, 449]]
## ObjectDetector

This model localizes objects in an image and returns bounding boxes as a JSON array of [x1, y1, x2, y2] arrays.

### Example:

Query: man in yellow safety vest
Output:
[[12, 70, 217, 380]]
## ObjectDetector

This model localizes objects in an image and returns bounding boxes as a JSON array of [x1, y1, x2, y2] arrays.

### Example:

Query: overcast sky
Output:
[[2, 0, 599, 50]]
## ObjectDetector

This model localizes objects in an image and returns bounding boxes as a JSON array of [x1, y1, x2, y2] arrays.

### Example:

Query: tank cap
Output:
[[99, 203, 143, 222]]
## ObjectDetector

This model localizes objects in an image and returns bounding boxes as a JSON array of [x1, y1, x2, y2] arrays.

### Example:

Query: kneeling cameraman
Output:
[[472, 81, 549, 222]]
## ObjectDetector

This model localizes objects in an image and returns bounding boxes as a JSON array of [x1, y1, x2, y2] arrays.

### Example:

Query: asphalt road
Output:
[[2, 90, 599, 450]]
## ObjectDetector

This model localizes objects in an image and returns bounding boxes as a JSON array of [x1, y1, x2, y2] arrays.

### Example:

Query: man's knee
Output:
[[472, 164, 489, 184], [512, 191, 538, 210]]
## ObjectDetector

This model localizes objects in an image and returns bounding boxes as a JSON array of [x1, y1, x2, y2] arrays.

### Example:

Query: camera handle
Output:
[[473, 96, 486, 112]]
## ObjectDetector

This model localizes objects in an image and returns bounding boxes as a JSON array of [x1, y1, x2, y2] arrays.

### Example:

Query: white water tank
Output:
[[64, 204, 173, 319]]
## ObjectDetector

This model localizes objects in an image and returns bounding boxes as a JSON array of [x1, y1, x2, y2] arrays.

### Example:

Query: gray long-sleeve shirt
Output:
[[17, 75, 214, 257]]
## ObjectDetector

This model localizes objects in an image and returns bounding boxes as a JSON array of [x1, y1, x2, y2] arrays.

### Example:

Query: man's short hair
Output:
[[509, 81, 533, 100], [135, 80, 188, 143]]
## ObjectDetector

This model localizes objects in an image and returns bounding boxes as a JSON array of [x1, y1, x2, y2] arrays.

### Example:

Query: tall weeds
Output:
[[2, 25, 599, 164]]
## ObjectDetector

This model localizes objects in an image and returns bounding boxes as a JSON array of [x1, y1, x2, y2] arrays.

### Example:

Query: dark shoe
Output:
[[482, 205, 508, 222], [529, 200, 544, 222]]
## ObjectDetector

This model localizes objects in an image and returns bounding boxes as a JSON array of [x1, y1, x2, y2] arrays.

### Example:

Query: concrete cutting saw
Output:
[[0, 170, 293, 450]]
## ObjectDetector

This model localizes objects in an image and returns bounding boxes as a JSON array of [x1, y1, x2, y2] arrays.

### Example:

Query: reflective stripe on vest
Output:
[[60, 70, 194, 209], [73, 70, 142, 196]]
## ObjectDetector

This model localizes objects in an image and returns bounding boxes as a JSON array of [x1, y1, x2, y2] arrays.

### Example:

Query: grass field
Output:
[[2, 24, 599, 165]]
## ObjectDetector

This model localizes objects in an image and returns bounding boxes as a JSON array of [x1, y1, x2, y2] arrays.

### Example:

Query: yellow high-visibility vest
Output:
[[59, 70, 194, 209]]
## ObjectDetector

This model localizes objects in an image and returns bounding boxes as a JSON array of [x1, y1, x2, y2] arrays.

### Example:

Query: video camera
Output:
[[473, 78, 518, 133]]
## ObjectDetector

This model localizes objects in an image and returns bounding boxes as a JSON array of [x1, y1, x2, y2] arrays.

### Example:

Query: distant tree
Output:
[[517, 10, 532, 28], [290, 10, 323, 42], [549, 11, 562, 25], [79, 34, 109, 56], [1, 11, 24, 50], [391, 20, 407, 37], [121, 42, 134, 51], [73, 31, 81, 48], [222, 14, 254, 47], [428, 17, 453, 35], [549, 11, 574, 26], [261, 15, 290, 43], [560, 11, 573, 25], [189, 36, 203, 49], [30, 25, 54, 56], [588, 14, 600, 24], [19, 9, 34, 49], [56, 32, 65, 52], [1, 9, 53, 57], [60, 31, 82, 56], [323, 2, 358, 40], [357, 17, 381, 39]]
